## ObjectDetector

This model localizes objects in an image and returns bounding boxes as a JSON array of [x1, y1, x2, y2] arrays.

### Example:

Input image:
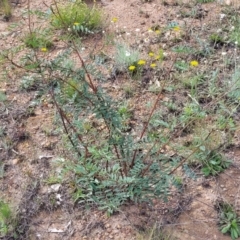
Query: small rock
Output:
[[39, 155, 54, 160], [56, 193, 62, 201], [50, 184, 61, 192], [220, 185, 224, 188], [109, 235, 114, 239], [12, 158, 20, 165]]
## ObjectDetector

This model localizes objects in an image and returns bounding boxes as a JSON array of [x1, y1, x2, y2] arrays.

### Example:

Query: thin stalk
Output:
[[168, 130, 213, 175], [51, 88, 90, 158], [72, 41, 97, 93], [27, 0, 32, 34], [130, 55, 177, 168]]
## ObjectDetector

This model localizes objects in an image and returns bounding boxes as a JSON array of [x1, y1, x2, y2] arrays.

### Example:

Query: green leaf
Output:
[[199, 145, 206, 151], [221, 224, 231, 234], [202, 167, 211, 176], [210, 160, 218, 165], [231, 227, 239, 239], [227, 212, 235, 220], [0, 92, 6, 102], [231, 219, 238, 227]]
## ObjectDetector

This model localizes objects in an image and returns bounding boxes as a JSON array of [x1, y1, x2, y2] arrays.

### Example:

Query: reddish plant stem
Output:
[[71, 42, 125, 164], [51, 88, 90, 158], [130, 55, 177, 168], [72, 42, 97, 93], [27, 0, 32, 34], [140, 120, 193, 177], [168, 130, 212, 175]]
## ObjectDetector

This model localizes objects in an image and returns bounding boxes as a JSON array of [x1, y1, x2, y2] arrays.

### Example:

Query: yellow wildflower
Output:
[[150, 63, 157, 68], [190, 60, 199, 67], [148, 28, 153, 33], [74, 22, 80, 26], [41, 47, 47, 52], [129, 65, 136, 71], [155, 30, 161, 34], [137, 60, 146, 65], [112, 17, 118, 23], [148, 52, 154, 57], [173, 26, 180, 31], [155, 55, 160, 60]]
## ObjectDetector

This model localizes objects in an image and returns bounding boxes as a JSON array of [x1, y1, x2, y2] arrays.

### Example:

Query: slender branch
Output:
[[27, 0, 32, 34], [168, 130, 213, 175], [51, 88, 90, 158], [72, 42, 97, 93], [130, 55, 177, 168]]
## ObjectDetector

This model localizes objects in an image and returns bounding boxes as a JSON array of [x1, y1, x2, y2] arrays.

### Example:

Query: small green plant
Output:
[[180, 102, 206, 127], [0, 0, 12, 21], [0, 200, 12, 236], [226, 68, 240, 100], [20, 74, 41, 91], [209, 33, 225, 45], [230, 31, 240, 47], [118, 102, 133, 131], [181, 74, 203, 89], [23, 30, 53, 49], [200, 150, 231, 176], [115, 43, 140, 71], [51, 0, 104, 35], [61, 78, 84, 102], [174, 60, 189, 72], [229, 17, 240, 47], [217, 202, 240, 240], [45, 175, 62, 185]]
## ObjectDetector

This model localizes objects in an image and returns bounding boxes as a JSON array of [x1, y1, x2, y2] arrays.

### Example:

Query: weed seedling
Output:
[[200, 151, 231, 176], [0, 200, 12, 236], [216, 201, 240, 240], [23, 30, 53, 49], [51, 0, 104, 35]]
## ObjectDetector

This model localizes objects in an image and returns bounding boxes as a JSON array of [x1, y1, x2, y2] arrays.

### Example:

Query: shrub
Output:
[[51, 0, 104, 35]]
